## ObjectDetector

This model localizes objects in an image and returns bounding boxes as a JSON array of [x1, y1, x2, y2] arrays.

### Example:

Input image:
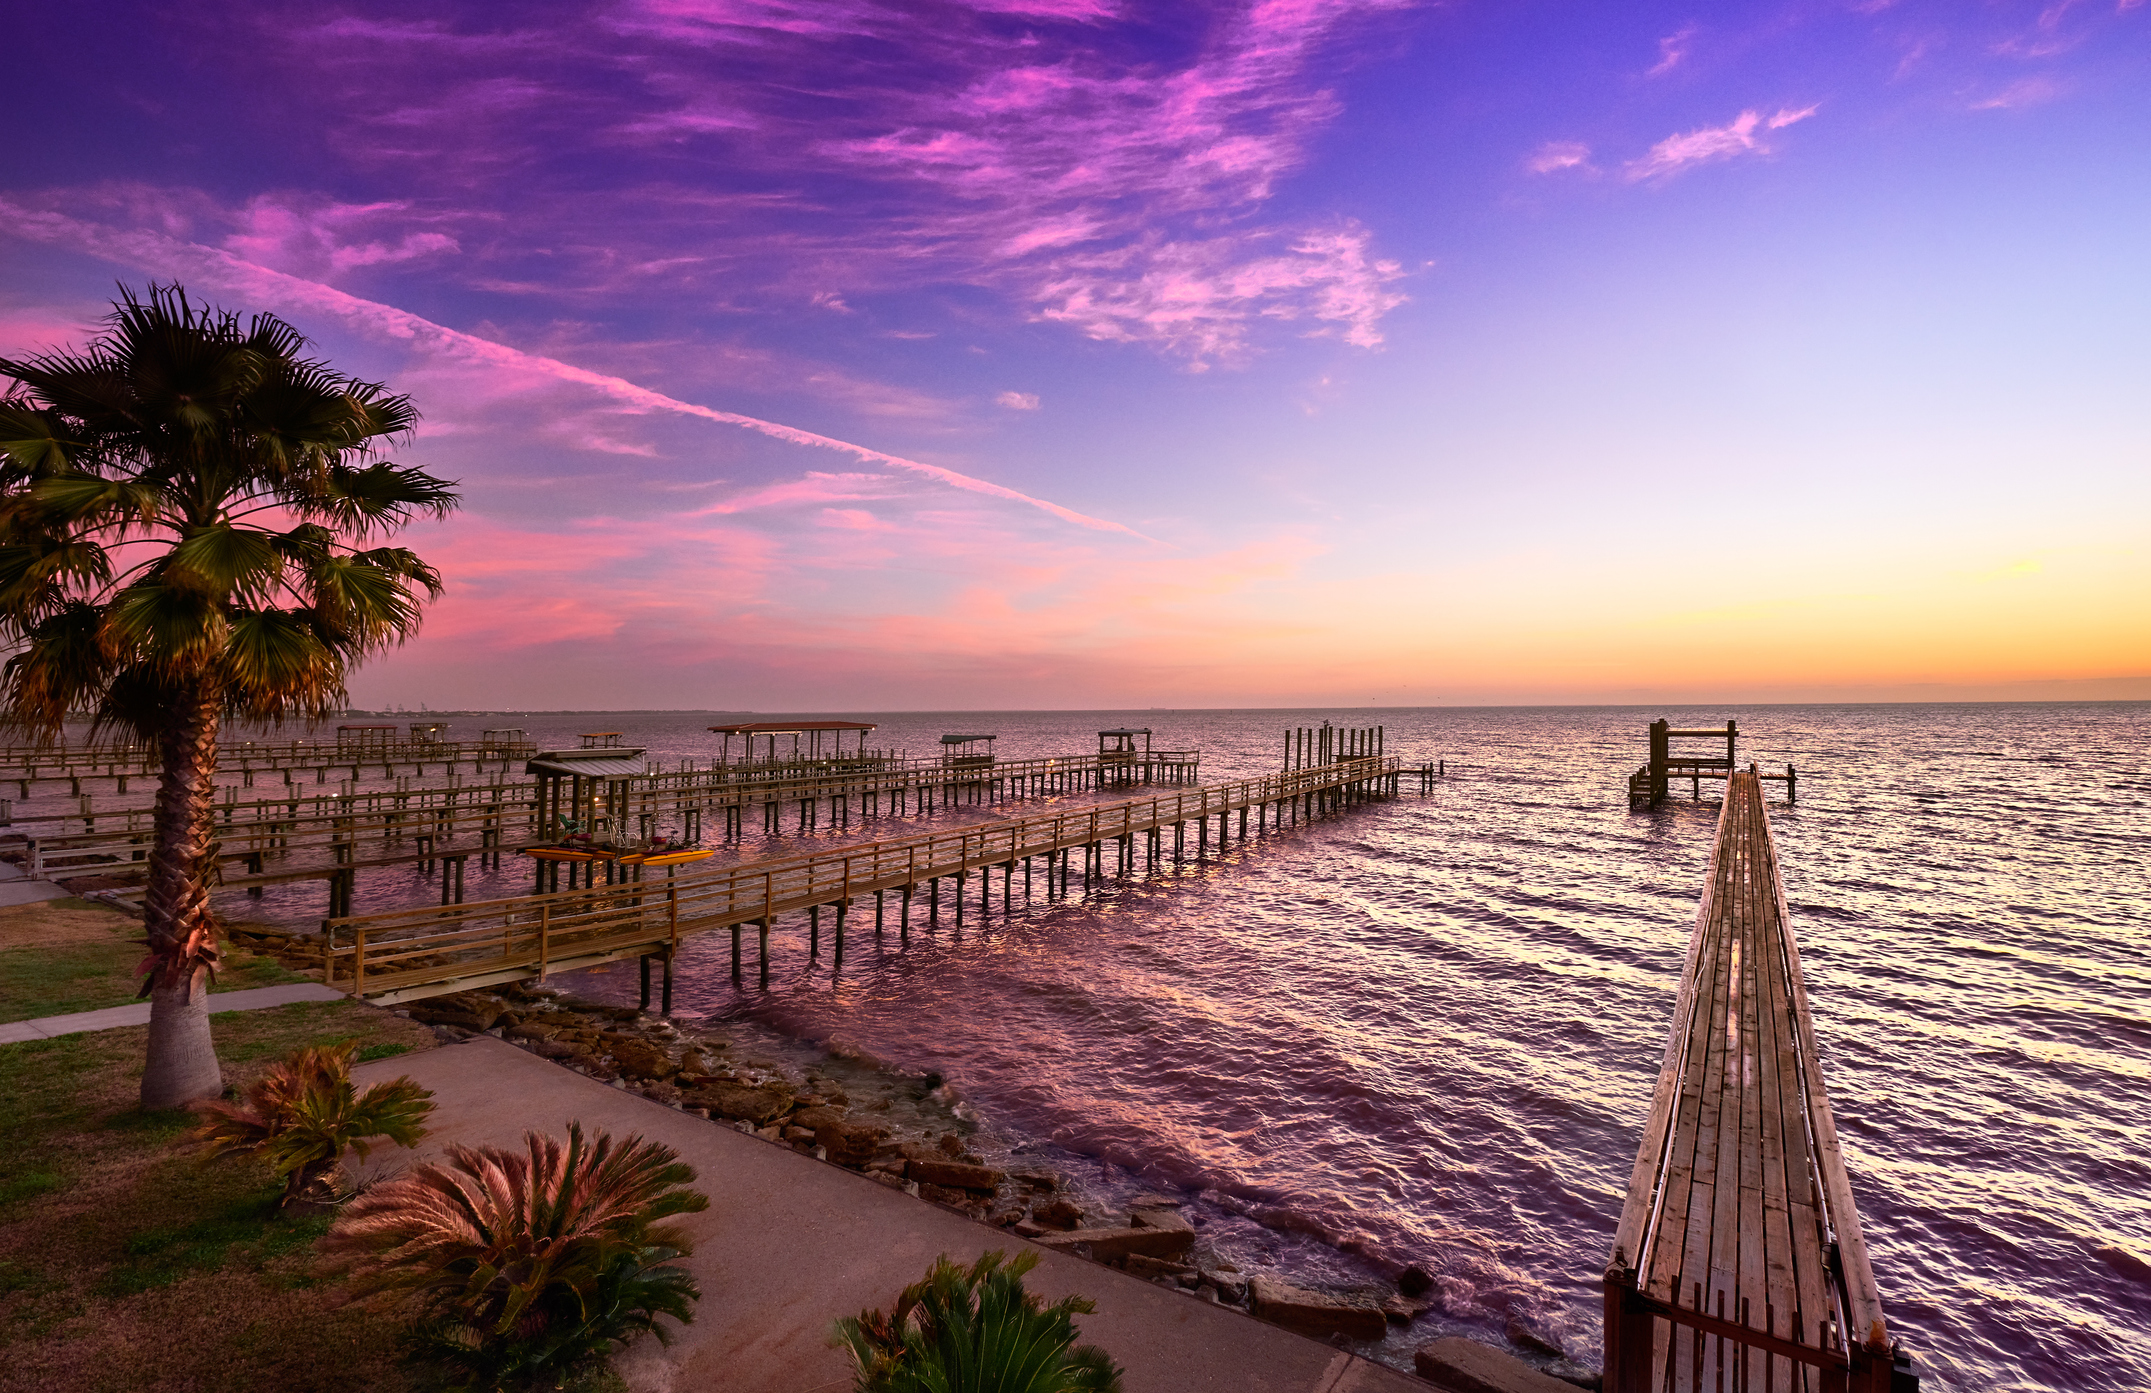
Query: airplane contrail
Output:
[[0, 201, 1149, 540]]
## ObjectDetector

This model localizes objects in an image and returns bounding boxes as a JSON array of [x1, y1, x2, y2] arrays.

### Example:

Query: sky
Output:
[[4, 0, 2147, 709]]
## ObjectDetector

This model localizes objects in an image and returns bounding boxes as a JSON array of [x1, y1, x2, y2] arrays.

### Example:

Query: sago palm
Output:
[[322, 1122, 708, 1391], [834, 1249, 1124, 1393], [194, 1041, 435, 1206], [0, 284, 457, 1107]]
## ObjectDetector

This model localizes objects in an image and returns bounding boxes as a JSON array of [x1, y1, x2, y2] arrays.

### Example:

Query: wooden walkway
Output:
[[15, 751, 1217, 903], [319, 755, 1405, 1004], [0, 736, 535, 794], [1604, 768, 1913, 1392]]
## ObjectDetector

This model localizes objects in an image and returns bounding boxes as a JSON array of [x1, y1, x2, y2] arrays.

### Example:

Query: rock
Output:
[[409, 1006, 497, 1031], [690, 1082, 795, 1126], [867, 1171, 909, 1191], [1126, 1192, 1181, 1210], [1398, 1263, 1435, 1297], [795, 1106, 888, 1166], [1544, 1360, 1602, 1390], [1124, 1254, 1198, 1281], [1383, 1294, 1436, 1325], [1414, 1337, 1584, 1393], [1032, 1198, 1083, 1229], [1129, 1207, 1193, 1235], [1207, 1273, 1248, 1304], [905, 1158, 1004, 1193], [1030, 1225, 1194, 1263], [783, 1125, 816, 1144], [937, 1132, 965, 1157], [917, 1182, 972, 1205], [507, 1021, 565, 1041], [1013, 1220, 1047, 1239], [1009, 1170, 1061, 1193], [607, 1039, 676, 1080], [1505, 1318, 1565, 1360], [1248, 1277, 1387, 1341]]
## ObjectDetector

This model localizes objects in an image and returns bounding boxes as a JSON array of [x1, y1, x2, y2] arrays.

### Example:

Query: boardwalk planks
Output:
[[1605, 767, 1913, 1393]]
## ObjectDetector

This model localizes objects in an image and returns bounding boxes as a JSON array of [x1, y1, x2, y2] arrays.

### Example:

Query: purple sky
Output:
[[5, 0, 2147, 708]]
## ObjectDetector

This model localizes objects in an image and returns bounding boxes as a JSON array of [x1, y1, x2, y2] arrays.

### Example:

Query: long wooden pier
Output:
[[15, 749, 1217, 900], [1604, 767, 1915, 1392], [319, 754, 1406, 1005], [0, 734, 537, 795]]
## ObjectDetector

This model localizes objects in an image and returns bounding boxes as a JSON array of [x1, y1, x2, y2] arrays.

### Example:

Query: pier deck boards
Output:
[[1605, 768, 1908, 1393]]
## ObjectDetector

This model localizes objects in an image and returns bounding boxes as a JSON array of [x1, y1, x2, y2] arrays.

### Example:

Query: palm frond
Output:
[[223, 606, 347, 721], [324, 1122, 706, 1386], [101, 577, 227, 674], [0, 601, 115, 734], [0, 401, 80, 478], [308, 461, 460, 537], [166, 523, 284, 601], [194, 1042, 434, 1205], [305, 552, 429, 649], [26, 472, 164, 532], [0, 535, 112, 620], [833, 1250, 1122, 1393]]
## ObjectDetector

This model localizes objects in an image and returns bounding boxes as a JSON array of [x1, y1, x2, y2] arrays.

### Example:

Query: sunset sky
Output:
[[5, 0, 2146, 708]]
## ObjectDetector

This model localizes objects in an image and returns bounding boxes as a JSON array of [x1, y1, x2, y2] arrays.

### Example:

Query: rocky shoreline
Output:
[[226, 926, 1599, 1391]]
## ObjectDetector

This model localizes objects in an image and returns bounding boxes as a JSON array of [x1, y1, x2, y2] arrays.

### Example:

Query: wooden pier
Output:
[[318, 754, 1407, 1006], [0, 732, 537, 798], [10, 747, 1231, 920], [1604, 767, 1915, 1392], [1629, 720, 1796, 807]]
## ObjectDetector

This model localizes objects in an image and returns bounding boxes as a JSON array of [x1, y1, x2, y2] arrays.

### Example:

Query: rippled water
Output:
[[226, 704, 2151, 1389]]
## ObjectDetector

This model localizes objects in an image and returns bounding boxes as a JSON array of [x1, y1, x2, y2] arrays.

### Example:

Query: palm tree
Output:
[[0, 283, 457, 1108]]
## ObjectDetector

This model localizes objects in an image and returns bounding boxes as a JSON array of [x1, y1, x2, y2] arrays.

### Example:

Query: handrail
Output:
[[319, 757, 1399, 991]]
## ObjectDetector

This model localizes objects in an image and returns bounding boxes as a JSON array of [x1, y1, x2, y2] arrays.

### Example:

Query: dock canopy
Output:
[[526, 747, 649, 843], [526, 747, 648, 780], [708, 720, 878, 762], [940, 733, 997, 767], [1098, 728, 1153, 759]]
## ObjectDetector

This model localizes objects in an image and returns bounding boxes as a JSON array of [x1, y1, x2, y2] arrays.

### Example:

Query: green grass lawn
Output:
[[0, 899, 303, 1023], [0, 999, 439, 1393]]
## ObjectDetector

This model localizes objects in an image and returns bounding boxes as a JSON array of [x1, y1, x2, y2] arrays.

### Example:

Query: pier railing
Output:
[[18, 747, 1212, 886], [320, 755, 1401, 1003]]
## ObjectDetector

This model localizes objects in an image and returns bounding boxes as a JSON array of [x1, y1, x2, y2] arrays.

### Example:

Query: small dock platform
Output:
[[1605, 767, 1914, 1391], [1629, 720, 1796, 807]]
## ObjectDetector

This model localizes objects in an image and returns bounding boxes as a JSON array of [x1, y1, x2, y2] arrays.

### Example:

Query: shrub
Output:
[[321, 1122, 707, 1392], [834, 1249, 1123, 1393], [194, 1041, 433, 1206]]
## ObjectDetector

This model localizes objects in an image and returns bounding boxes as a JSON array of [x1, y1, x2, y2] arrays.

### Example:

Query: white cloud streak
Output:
[[0, 201, 1147, 540]]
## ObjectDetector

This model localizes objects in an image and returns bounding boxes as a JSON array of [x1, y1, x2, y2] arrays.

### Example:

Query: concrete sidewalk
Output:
[[0, 982, 345, 1044], [352, 1037, 1429, 1393]]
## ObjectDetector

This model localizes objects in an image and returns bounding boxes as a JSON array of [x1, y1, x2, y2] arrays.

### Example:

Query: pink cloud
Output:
[[995, 390, 1040, 410], [223, 195, 461, 280], [1526, 141, 1594, 175], [1037, 225, 1406, 367], [251, 0, 1414, 366], [1648, 24, 1698, 77], [1972, 76, 2067, 108], [1624, 105, 1818, 182]]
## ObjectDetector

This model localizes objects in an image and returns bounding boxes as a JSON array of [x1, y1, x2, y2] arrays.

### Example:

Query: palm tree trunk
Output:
[[140, 677, 224, 1109]]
